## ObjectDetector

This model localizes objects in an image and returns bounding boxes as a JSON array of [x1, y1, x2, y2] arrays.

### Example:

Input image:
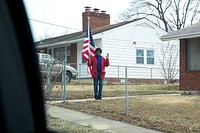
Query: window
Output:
[[136, 49, 154, 65], [136, 49, 144, 64], [187, 38, 200, 70], [53, 46, 70, 63], [54, 47, 65, 61], [147, 50, 154, 64], [67, 46, 71, 63], [41, 54, 55, 63], [48, 49, 52, 56]]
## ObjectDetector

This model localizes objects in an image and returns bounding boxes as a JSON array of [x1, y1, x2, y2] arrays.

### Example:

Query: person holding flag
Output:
[[82, 17, 109, 100], [88, 48, 109, 100]]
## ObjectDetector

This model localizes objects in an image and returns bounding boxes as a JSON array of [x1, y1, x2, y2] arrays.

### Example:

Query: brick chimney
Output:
[[82, 6, 110, 32]]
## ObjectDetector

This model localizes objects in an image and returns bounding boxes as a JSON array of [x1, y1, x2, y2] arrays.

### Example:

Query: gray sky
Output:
[[23, 0, 131, 41]]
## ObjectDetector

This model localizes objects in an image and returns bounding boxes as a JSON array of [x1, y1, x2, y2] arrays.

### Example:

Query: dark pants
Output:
[[93, 73, 104, 98]]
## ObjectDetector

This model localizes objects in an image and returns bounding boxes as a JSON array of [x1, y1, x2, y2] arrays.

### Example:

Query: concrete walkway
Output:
[[48, 105, 163, 133], [49, 93, 180, 104], [48, 94, 181, 132]]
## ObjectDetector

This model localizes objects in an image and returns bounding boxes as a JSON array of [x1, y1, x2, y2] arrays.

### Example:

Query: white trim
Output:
[[160, 32, 200, 41], [36, 34, 102, 49], [36, 38, 84, 48]]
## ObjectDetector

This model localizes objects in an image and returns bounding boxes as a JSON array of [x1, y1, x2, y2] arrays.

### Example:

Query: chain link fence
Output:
[[41, 62, 179, 99], [40, 62, 179, 114], [77, 63, 179, 83]]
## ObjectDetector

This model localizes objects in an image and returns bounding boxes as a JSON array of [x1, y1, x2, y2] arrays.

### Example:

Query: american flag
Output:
[[82, 26, 95, 74]]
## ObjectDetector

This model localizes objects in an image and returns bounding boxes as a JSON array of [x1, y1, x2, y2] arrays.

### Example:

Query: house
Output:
[[36, 7, 179, 83], [161, 22, 200, 90]]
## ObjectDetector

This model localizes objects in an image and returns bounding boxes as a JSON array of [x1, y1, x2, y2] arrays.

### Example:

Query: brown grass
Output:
[[56, 95, 200, 133], [47, 116, 109, 133], [46, 82, 200, 133], [47, 83, 180, 100]]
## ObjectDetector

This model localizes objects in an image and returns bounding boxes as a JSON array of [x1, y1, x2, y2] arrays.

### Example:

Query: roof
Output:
[[160, 22, 200, 41], [35, 19, 142, 47]]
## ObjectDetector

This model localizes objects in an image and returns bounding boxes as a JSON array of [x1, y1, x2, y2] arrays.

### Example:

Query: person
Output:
[[88, 48, 110, 100]]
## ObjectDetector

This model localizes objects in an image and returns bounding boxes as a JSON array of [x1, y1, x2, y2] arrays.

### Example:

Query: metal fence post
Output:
[[62, 59, 67, 102], [118, 66, 120, 83], [79, 64, 81, 83], [125, 66, 128, 115], [46, 61, 50, 96]]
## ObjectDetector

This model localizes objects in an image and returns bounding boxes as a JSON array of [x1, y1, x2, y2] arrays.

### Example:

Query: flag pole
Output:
[[88, 17, 90, 55]]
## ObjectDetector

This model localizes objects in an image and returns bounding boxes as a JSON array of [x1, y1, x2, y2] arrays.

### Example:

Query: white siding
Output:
[[77, 41, 90, 78], [76, 19, 179, 80], [101, 20, 179, 79]]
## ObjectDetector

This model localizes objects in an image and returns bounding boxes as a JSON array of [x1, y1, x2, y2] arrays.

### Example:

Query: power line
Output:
[[28, 18, 81, 31]]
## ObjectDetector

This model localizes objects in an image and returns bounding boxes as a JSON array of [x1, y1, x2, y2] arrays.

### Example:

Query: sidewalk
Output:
[[48, 104, 163, 133], [48, 93, 180, 103]]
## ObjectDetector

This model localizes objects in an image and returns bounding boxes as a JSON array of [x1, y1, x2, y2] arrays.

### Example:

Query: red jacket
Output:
[[88, 55, 110, 78]]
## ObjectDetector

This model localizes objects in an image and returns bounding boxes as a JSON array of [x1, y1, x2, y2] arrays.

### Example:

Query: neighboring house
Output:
[[161, 22, 200, 90], [35, 7, 179, 83]]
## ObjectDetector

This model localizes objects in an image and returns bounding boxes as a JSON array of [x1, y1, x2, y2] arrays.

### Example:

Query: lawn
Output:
[[55, 95, 200, 133], [47, 116, 109, 133], [46, 81, 200, 133], [45, 80, 180, 100]]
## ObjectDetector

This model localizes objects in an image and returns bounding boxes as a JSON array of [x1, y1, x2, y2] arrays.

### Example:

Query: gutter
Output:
[[36, 38, 84, 49], [160, 32, 200, 41]]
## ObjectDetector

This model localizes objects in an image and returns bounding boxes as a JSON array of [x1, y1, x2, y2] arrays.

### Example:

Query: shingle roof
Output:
[[35, 19, 141, 47], [35, 31, 83, 47], [160, 22, 200, 41]]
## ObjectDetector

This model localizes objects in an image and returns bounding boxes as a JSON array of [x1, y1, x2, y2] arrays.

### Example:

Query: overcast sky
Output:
[[23, 0, 131, 41]]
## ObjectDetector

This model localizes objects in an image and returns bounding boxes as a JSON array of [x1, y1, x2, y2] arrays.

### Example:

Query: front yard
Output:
[[55, 95, 200, 133], [46, 81, 200, 133]]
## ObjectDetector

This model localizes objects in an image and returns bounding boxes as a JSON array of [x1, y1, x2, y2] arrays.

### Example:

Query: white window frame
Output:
[[147, 50, 154, 65], [136, 49, 154, 65], [136, 49, 144, 64], [187, 38, 200, 70]]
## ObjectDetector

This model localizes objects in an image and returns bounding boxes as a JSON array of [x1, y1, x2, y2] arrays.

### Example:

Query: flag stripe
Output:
[[82, 26, 96, 74]]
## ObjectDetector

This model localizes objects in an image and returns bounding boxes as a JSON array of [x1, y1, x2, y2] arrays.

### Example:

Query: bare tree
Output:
[[158, 42, 179, 83], [120, 0, 200, 32], [38, 31, 55, 41], [37, 33, 66, 112]]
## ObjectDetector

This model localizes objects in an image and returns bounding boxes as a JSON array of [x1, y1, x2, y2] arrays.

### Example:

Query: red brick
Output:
[[70, 43, 77, 69], [180, 39, 200, 90], [82, 8, 110, 32]]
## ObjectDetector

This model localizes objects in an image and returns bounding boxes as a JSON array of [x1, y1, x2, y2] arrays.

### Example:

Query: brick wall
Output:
[[180, 39, 200, 90], [70, 43, 77, 69], [82, 7, 110, 32]]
